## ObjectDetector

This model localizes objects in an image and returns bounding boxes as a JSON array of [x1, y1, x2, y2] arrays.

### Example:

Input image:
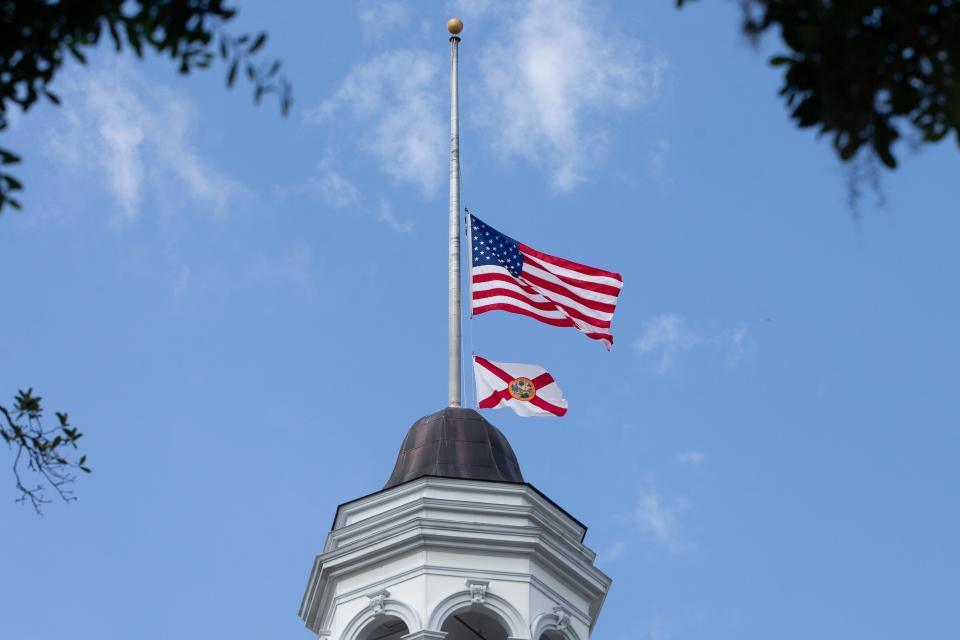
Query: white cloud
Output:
[[648, 137, 674, 192], [311, 170, 361, 209], [313, 0, 666, 196], [726, 322, 753, 365], [305, 50, 444, 196], [173, 266, 191, 300], [248, 247, 316, 293], [599, 540, 626, 563], [376, 198, 414, 233], [675, 451, 705, 466], [358, 1, 411, 39], [634, 313, 699, 374], [448, 0, 501, 17], [475, 0, 668, 190], [301, 165, 413, 234], [42, 61, 240, 225], [634, 490, 687, 552], [646, 620, 672, 640]]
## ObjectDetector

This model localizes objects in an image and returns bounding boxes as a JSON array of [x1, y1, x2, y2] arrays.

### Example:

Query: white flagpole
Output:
[[448, 18, 463, 407]]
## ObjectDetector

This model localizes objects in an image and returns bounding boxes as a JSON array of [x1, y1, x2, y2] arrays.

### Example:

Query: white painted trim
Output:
[[333, 478, 586, 542], [402, 631, 447, 640], [340, 597, 423, 640], [532, 610, 582, 640], [303, 528, 606, 634], [301, 477, 612, 637], [428, 589, 529, 639]]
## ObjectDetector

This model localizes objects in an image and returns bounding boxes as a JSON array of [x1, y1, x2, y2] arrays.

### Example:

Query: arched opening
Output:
[[440, 609, 509, 640], [356, 615, 409, 640], [539, 631, 566, 640]]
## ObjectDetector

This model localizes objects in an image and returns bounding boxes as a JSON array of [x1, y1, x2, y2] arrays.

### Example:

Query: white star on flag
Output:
[[473, 356, 568, 417]]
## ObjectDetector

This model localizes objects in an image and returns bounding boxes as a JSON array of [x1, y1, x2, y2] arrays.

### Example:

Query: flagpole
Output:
[[448, 18, 464, 407]]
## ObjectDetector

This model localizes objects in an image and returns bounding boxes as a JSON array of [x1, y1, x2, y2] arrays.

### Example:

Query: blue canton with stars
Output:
[[470, 214, 524, 277]]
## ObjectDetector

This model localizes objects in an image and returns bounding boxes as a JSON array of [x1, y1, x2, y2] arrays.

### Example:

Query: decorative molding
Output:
[[368, 589, 390, 616], [301, 477, 612, 637], [401, 631, 448, 640], [317, 520, 609, 591], [532, 609, 582, 640], [302, 528, 604, 634], [553, 606, 570, 631], [338, 595, 423, 640], [332, 477, 586, 542], [467, 579, 489, 605], [427, 589, 529, 639]]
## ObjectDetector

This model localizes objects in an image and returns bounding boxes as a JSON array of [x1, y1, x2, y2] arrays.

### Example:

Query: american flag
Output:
[[469, 214, 624, 348]]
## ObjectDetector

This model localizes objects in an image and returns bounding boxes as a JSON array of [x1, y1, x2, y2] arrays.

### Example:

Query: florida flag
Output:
[[473, 356, 568, 417]]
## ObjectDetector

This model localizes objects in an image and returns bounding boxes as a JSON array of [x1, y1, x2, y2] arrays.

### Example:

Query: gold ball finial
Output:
[[447, 18, 463, 35]]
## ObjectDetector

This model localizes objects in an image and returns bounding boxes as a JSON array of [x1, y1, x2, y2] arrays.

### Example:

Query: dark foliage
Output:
[[679, 0, 960, 169], [0, 0, 292, 212], [1, 389, 89, 514]]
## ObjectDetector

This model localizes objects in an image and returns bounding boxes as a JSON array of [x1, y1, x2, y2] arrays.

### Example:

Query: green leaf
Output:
[[0, 149, 21, 164], [876, 145, 897, 168], [249, 33, 267, 53], [227, 60, 238, 87], [68, 44, 87, 64], [108, 20, 122, 51], [126, 23, 143, 57]]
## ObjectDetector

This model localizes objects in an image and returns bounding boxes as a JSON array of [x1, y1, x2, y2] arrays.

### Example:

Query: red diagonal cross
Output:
[[474, 356, 567, 416]]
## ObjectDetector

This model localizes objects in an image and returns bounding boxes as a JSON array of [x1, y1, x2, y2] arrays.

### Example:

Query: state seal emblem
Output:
[[507, 377, 537, 401]]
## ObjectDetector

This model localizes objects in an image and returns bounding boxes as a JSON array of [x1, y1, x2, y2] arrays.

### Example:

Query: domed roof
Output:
[[384, 407, 524, 489]]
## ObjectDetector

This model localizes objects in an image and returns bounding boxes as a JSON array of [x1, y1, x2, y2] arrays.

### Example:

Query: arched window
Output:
[[539, 631, 566, 640], [440, 610, 509, 640], [356, 615, 409, 640]]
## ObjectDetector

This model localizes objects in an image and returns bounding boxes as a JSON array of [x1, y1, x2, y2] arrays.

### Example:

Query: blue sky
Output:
[[2, 1, 958, 639]]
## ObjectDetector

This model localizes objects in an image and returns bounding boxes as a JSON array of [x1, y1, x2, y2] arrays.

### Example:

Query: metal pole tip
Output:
[[447, 18, 463, 35]]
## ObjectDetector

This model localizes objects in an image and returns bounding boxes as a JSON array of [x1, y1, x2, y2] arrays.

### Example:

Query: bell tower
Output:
[[299, 408, 611, 640]]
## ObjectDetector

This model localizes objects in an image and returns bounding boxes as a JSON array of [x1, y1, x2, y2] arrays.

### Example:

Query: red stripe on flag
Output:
[[472, 303, 574, 328], [474, 271, 545, 299], [529, 395, 567, 417], [520, 291, 613, 329], [520, 269, 617, 314], [474, 280, 612, 330], [530, 372, 555, 388], [478, 390, 504, 409], [522, 254, 623, 297], [474, 356, 515, 385], [519, 243, 623, 281], [472, 286, 560, 312]]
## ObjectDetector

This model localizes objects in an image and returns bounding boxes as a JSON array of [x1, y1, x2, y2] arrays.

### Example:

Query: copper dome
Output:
[[384, 407, 524, 489]]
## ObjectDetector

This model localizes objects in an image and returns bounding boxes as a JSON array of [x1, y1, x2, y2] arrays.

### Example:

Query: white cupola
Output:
[[299, 408, 611, 640]]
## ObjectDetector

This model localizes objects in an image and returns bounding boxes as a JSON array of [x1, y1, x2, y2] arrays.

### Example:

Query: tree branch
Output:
[[1, 390, 89, 514]]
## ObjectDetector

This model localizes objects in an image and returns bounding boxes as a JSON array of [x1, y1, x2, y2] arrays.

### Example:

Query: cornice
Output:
[[301, 477, 611, 636], [301, 515, 611, 633], [333, 477, 588, 542]]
